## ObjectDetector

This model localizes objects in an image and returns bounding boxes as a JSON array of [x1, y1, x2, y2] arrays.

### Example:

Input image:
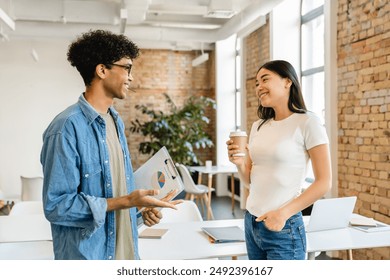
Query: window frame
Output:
[[300, 0, 325, 124]]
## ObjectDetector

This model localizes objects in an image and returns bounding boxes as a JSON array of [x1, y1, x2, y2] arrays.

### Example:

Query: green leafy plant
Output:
[[129, 93, 216, 165]]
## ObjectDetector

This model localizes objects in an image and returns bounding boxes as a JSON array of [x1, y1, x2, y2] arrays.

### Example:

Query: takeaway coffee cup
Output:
[[229, 131, 247, 157]]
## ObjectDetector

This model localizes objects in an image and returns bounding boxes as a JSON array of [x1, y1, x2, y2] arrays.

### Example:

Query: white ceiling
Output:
[[0, 0, 283, 50]]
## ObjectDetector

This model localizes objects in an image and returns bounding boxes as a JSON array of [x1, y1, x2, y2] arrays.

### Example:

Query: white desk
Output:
[[188, 165, 238, 218], [139, 219, 246, 260], [305, 214, 390, 260], [139, 216, 390, 260], [0, 214, 53, 260], [0, 214, 52, 242]]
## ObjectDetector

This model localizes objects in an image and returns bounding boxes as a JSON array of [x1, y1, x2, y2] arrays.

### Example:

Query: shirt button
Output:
[[110, 231, 114, 235], [85, 174, 89, 178], [105, 160, 108, 164], [108, 256, 112, 260], [107, 184, 111, 187]]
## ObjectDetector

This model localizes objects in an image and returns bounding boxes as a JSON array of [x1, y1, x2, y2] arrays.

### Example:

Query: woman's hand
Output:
[[256, 209, 288, 232], [226, 139, 247, 166]]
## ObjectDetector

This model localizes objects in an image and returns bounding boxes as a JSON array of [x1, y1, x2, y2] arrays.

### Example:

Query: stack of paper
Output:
[[139, 228, 169, 239], [350, 217, 377, 227], [350, 217, 390, 233]]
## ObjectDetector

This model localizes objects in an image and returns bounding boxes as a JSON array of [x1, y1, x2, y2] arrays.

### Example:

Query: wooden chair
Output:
[[176, 164, 215, 220]]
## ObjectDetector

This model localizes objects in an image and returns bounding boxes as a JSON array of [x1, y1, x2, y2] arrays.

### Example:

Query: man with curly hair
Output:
[[40, 30, 179, 260]]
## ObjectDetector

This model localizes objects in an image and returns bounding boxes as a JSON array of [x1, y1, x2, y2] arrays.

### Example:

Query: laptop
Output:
[[305, 196, 357, 232]]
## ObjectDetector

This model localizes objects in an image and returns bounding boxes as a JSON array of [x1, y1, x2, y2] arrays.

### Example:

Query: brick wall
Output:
[[114, 49, 216, 169], [244, 16, 270, 133], [337, 0, 390, 260]]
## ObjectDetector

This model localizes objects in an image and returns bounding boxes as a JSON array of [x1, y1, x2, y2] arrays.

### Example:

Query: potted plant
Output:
[[129, 93, 216, 166]]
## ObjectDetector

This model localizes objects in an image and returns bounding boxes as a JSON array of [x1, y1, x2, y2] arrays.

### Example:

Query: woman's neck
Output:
[[273, 107, 293, 121]]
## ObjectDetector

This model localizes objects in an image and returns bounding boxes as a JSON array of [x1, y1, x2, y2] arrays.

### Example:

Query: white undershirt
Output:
[[101, 112, 134, 260], [246, 112, 329, 217]]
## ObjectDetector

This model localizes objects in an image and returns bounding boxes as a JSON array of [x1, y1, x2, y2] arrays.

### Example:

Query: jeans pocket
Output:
[[261, 220, 291, 234]]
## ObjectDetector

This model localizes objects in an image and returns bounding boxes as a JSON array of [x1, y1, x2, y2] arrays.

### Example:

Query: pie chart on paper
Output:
[[157, 171, 165, 188]]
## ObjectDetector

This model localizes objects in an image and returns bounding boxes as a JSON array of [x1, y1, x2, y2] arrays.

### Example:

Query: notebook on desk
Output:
[[201, 226, 245, 243], [305, 196, 357, 232]]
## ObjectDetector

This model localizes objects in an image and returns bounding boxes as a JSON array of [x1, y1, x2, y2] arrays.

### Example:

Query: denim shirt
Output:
[[40, 94, 139, 260]]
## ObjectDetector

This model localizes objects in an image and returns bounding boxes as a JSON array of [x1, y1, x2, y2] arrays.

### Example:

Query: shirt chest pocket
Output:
[[80, 162, 104, 196]]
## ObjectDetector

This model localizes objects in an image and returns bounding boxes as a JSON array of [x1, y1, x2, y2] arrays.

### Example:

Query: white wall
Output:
[[270, 0, 301, 71], [0, 39, 83, 198]]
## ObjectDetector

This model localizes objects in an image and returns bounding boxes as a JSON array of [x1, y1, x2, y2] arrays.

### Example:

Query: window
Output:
[[301, 0, 325, 182], [301, 0, 325, 123], [235, 37, 242, 130]]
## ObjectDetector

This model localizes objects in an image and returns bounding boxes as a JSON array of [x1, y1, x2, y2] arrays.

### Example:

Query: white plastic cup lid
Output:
[[229, 131, 247, 137]]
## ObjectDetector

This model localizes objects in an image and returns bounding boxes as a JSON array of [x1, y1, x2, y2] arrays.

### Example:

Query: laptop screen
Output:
[[306, 196, 357, 232]]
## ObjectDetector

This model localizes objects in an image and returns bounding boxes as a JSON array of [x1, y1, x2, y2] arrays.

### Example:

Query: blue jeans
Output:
[[244, 211, 306, 260]]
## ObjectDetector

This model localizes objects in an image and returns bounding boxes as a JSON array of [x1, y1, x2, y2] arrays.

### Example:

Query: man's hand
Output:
[[140, 190, 183, 227], [142, 208, 162, 227], [107, 189, 182, 212]]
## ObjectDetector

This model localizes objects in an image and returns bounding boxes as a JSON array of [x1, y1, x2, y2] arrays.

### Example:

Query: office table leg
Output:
[[197, 172, 214, 220], [207, 174, 214, 220], [197, 172, 202, 185], [347, 249, 353, 260], [231, 173, 235, 215], [307, 252, 316, 260]]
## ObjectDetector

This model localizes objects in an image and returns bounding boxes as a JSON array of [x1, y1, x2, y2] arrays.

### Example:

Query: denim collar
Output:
[[78, 93, 119, 125]]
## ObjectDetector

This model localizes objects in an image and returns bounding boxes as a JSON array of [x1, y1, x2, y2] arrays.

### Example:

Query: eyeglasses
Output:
[[107, 63, 132, 76]]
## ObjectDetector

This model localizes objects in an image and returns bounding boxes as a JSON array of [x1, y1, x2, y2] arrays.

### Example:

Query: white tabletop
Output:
[[139, 215, 390, 260], [188, 165, 237, 175], [0, 214, 52, 242], [305, 214, 390, 253], [0, 214, 53, 260], [138, 219, 246, 260], [0, 241, 54, 260]]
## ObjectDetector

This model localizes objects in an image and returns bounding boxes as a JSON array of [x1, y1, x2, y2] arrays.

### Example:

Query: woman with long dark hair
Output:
[[227, 60, 331, 260]]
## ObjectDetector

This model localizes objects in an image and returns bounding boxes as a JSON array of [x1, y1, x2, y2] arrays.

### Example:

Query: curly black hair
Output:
[[67, 29, 140, 86]]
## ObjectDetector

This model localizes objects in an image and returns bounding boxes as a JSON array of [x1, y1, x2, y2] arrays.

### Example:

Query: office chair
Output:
[[176, 164, 215, 220], [20, 176, 43, 201], [160, 200, 203, 223]]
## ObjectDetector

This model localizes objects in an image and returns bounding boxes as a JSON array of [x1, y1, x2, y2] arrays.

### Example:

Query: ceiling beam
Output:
[[4, 0, 284, 50], [0, 7, 15, 30]]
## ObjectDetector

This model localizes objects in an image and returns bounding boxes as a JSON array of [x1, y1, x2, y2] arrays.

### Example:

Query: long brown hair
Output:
[[257, 60, 307, 130]]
